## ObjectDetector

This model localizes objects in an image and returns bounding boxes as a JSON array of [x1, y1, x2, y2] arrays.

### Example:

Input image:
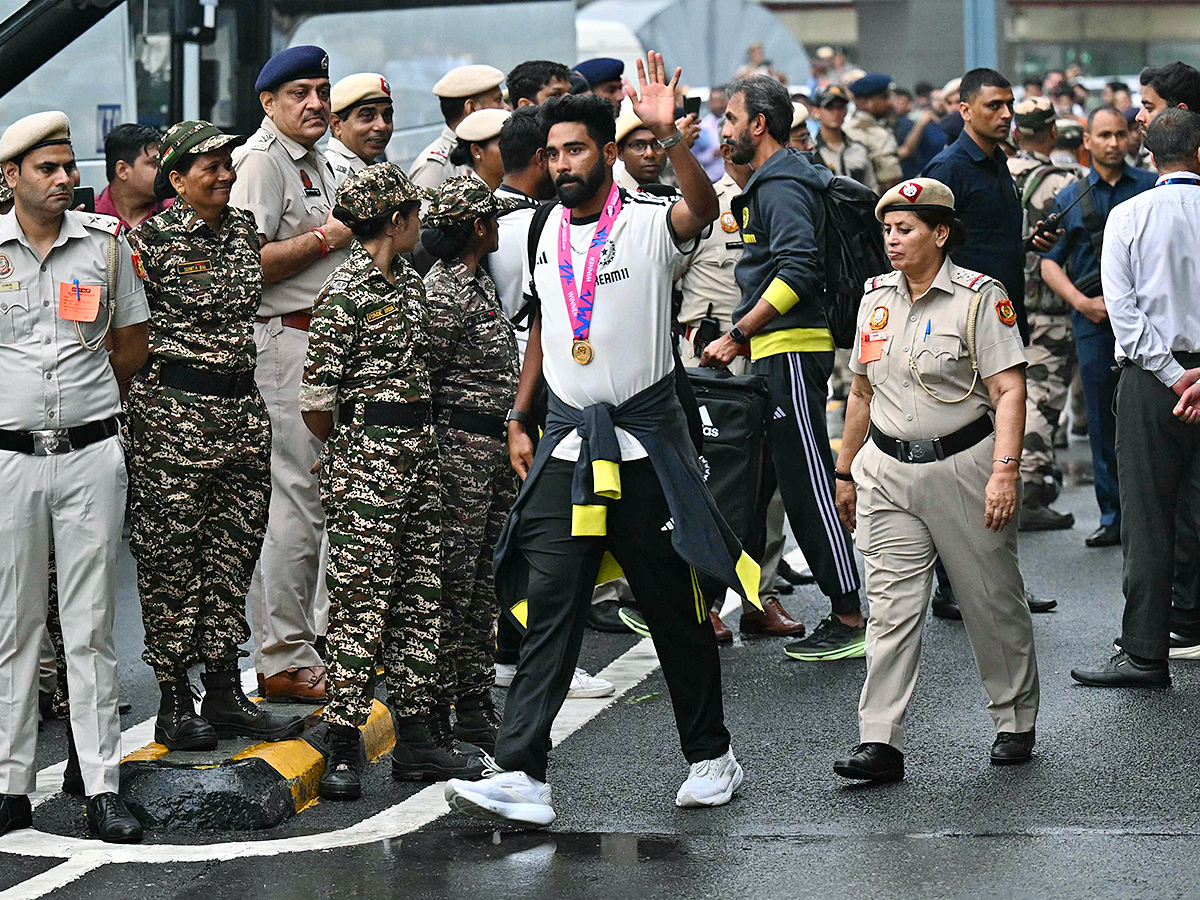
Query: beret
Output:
[[433, 65, 504, 99], [791, 103, 808, 130], [331, 73, 392, 116], [255, 45, 329, 93], [849, 72, 893, 98], [815, 84, 851, 108], [423, 174, 524, 228], [942, 77, 962, 98], [573, 57, 624, 87], [335, 162, 432, 223], [455, 108, 511, 143], [0, 111, 70, 163], [155, 120, 247, 199], [615, 109, 648, 144], [1013, 96, 1055, 132], [875, 177, 956, 222], [816, 46, 835, 61]]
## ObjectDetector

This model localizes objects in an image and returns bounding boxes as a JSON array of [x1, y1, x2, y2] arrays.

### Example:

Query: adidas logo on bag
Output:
[[699, 405, 720, 438], [773, 407, 786, 420]]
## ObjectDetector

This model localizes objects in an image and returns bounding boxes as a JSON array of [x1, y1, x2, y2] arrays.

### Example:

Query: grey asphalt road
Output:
[[7, 438, 1200, 899]]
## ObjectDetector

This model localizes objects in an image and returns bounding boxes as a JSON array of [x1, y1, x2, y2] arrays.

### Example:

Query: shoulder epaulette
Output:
[[949, 265, 994, 291], [242, 129, 276, 153], [76, 211, 121, 236], [863, 270, 901, 294]]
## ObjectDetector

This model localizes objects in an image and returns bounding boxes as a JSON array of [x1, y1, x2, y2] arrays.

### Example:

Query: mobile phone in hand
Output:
[[72, 186, 95, 213], [684, 95, 701, 118]]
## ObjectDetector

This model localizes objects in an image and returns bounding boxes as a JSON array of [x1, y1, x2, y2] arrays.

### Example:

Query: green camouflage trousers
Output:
[[45, 549, 69, 719], [320, 427, 442, 728], [126, 379, 271, 682], [435, 427, 516, 703], [1021, 313, 1076, 485]]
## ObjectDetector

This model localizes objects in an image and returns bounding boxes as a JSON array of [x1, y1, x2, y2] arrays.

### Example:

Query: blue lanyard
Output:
[[1157, 176, 1200, 187]]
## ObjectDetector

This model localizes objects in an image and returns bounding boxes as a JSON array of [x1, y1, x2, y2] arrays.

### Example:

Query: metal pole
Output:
[[964, 0, 999, 71]]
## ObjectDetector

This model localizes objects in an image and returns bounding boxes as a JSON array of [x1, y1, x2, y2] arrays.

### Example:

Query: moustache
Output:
[[555, 175, 584, 186]]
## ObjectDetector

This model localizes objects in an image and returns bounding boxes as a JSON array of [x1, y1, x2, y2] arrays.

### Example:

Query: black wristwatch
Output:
[[505, 409, 530, 427], [729, 325, 749, 345], [834, 471, 854, 483]]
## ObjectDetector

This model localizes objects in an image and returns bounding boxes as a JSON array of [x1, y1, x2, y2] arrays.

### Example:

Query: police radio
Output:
[[1023, 179, 1095, 251], [694, 303, 722, 357]]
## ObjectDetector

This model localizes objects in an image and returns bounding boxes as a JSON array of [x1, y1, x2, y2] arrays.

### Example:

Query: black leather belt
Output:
[[444, 408, 506, 439], [338, 401, 432, 428], [154, 360, 257, 398], [0, 415, 121, 456], [870, 414, 994, 464]]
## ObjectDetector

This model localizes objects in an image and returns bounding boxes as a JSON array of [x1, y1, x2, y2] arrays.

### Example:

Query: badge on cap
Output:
[[381, 77, 391, 95], [899, 182, 923, 202], [996, 296, 1018, 327], [720, 211, 738, 234], [321, 55, 329, 72], [868, 305, 889, 329]]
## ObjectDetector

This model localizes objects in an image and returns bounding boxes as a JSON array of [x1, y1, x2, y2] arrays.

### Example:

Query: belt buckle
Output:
[[906, 439, 936, 463], [32, 429, 71, 456]]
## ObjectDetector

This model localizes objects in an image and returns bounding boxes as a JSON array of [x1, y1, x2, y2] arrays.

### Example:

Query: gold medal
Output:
[[572, 339, 594, 365]]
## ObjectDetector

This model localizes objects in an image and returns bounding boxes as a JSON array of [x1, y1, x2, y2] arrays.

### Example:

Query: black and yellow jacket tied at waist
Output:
[[493, 373, 762, 628]]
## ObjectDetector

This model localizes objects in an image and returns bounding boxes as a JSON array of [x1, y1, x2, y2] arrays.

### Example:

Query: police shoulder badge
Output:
[[868, 304, 889, 329], [131, 250, 147, 280], [720, 211, 738, 234], [996, 295, 1018, 327]]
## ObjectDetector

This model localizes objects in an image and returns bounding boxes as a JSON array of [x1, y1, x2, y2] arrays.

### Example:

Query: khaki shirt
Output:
[[677, 171, 744, 326], [231, 116, 346, 318], [326, 136, 369, 186], [0, 209, 149, 430], [816, 133, 879, 193], [408, 125, 471, 191], [849, 259, 1026, 441], [843, 109, 902, 189]]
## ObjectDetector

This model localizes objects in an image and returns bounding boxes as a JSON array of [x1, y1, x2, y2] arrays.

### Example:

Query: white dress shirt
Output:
[[1102, 169, 1200, 387]]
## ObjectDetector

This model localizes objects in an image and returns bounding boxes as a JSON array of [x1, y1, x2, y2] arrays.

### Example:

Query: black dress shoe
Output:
[[931, 587, 961, 620], [772, 574, 795, 595], [86, 793, 143, 843], [833, 742, 904, 782], [585, 600, 633, 633], [778, 558, 814, 585], [1071, 651, 1170, 688], [0, 795, 31, 835], [1025, 591, 1058, 614], [990, 729, 1035, 765], [1085, 524, 1121, 548]]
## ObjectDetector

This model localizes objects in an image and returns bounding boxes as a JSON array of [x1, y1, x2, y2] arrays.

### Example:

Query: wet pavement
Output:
[[8, 439, 1200, 898]]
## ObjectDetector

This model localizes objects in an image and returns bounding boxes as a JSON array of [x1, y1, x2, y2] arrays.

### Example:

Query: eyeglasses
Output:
[[625, 140, 658, 154]]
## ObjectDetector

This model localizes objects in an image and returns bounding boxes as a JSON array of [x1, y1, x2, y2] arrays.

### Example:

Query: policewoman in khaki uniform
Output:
[[831, 178, 1040, 784]]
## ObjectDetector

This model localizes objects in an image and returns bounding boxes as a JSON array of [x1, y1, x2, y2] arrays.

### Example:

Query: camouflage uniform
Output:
[[126, 201, 271, 682], [1009, 149, 1081, 488], [46, 550, 69, 719], [424, 253, 520, 703], [301, 168, 440, 728]]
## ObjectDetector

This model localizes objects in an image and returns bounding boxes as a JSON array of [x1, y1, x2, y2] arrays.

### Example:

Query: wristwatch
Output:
[[656, 129, 684, 150], [729, 325, 749, 345], [505, 409, 530, 427]]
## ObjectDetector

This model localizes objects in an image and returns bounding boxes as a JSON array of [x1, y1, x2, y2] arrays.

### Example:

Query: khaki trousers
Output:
[[853, 437, 1039, 750], [0, 438, 125, 794], [248, 319, 325, 677]]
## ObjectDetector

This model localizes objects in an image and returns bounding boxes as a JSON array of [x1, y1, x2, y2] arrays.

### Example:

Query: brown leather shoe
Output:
[[260, 666, 327, 703], [740, 599, 806, 637], [709, 609, 733, 644]]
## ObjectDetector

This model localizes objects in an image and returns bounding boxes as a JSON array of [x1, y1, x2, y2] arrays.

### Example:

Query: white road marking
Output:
[[0, 858, 105, 900]]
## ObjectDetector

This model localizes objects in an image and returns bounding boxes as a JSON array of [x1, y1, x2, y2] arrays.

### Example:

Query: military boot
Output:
[[319, 724, 363, 801], [1018, 490, 1075, 532], [452, 693, 501, 756], [392, 714, 486, 782], [154, 677, 218, 751], [199, 669, 306, 742]]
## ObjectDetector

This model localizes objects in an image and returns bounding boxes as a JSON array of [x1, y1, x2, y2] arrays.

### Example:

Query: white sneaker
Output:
[[675, 747, 744, 808], [566, 667, 614, 699], [494, 662, 517, 687], [445, 757, 556, 827]]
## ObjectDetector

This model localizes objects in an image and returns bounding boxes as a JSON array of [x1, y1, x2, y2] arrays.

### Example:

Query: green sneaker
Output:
[[784, 615, 866, 661], [617, 606, 651, 638]]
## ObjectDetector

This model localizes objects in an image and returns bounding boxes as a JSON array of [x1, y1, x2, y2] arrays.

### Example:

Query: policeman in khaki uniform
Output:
[[327, 73, 394, 186], [1007, 96, 1081, 531], [409, 65, 506, 193], [232, 45, 352, 702], [831, 178, 1040, 784], [844, 73, 904, 191], [0, 111, 147, 841]]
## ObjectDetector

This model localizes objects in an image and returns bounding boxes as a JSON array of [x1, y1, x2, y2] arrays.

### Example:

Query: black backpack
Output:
[[818, 174, 889, 349]]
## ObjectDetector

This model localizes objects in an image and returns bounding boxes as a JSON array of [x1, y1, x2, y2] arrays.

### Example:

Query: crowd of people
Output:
[[1, 36, 1199, 842]]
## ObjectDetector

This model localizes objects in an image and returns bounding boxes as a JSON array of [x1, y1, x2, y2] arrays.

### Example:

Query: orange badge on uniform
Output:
[[868, 305, 889, 330], [131, 250, 147, 280], [996, 296, 1018, 327], [720, 211, 739, 233]]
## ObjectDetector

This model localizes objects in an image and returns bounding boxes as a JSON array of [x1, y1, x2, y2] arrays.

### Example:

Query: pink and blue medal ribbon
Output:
[[558, 181, 622, 364]]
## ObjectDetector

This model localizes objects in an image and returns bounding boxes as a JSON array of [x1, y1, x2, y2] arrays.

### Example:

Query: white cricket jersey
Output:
[[489, 185, 539, 362], [530, 189, 685, 461]]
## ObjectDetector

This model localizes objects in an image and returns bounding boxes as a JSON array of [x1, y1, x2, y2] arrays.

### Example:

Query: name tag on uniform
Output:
[[59, 282, 101, 323], [0, 281, 19, 292], [366, 303, 397, 323], [858, 330, 888, 364], [176, 259, 213, 276]]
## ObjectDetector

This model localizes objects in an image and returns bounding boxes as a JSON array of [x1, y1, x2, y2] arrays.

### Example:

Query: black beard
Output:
[[555, 158, 606, 208], [728, 129, 755, 166]]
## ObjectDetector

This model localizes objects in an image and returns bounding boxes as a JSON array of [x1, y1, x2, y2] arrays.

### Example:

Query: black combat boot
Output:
[[199, 669, 306, 742], [62, 731, 84, 796], [430, 702, 484, 758], [452, 693, 501, 756], [392, 714, 486, 782], [319, 723, 363, 801], [154, 677, 218, 751]]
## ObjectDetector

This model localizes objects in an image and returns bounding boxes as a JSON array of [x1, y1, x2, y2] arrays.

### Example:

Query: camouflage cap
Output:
[[336, 162, 432, 222], [423, 174, 524, 228], [1013, 96, 1056, 133], [155, 120, 247, 199]]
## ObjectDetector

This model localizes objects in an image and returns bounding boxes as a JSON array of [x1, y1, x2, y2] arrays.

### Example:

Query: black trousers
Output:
[[755, 350, 861, 615], [494, 458, 729, 782], [1117, 357, 1200, 660]]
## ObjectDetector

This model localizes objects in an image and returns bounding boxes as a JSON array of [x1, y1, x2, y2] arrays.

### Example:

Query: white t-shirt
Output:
[[530, 189, 684, 461], [489, 185, 538, 362]]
